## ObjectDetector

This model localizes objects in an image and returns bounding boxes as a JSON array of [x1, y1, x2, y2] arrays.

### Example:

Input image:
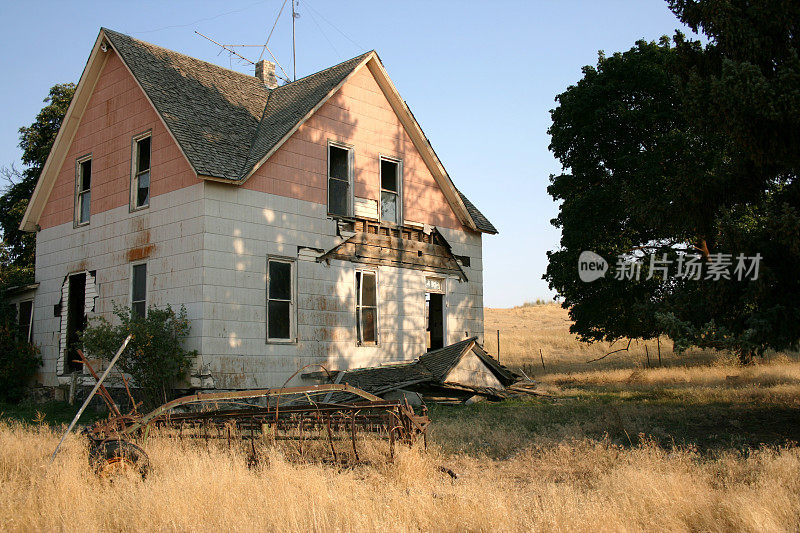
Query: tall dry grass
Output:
[[1, 421, 799, 532], [484, 304, 799, 377]]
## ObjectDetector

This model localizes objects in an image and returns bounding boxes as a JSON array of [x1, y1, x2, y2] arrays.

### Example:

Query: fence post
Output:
[[497, 329, 500, 362]]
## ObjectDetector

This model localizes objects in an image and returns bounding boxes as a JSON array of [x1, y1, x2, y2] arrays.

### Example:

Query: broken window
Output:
[[131, 263, 147, 317], [17, 300, 33, 343], [76, 156, 91, 225], [132, 134, 151, 209], [267, 258, 293, 341], [328, 144, 351, 217], [380, 158, 401, 224], [355, 270, 377, 345], [426, 277, 445, 351]]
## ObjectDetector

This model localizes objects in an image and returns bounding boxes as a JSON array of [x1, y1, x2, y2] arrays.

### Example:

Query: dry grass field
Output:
[[1, 303, 799, 532]]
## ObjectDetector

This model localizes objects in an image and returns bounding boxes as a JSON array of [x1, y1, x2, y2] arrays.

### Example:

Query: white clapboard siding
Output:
[[354, 196, 378, 220]]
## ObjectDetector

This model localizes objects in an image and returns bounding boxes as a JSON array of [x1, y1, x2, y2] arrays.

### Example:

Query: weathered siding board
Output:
[[33, 184, 206, 387], [200, 183, 477, 388], [354, 196, 379, 219], [444, 349, 503, 389], [38, 50, 200, 230]]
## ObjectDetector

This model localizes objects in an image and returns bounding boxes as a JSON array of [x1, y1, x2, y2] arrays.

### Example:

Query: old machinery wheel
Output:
[[89, 439, 151, 479]]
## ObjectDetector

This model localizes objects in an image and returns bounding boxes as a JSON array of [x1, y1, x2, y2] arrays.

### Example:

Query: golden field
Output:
[[1, 303, 799, 532]]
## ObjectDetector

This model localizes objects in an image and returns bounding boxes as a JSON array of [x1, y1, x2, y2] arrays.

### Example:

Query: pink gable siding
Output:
[[38, 51, 199, 230], [243, 66, 463, 230]]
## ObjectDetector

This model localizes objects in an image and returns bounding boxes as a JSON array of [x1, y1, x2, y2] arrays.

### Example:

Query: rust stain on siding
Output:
[[127, 227, 154, 262], [127, 244, 154, 262]]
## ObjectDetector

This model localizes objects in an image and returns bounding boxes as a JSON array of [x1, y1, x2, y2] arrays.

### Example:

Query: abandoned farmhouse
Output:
[[16, 28, 498, 392]]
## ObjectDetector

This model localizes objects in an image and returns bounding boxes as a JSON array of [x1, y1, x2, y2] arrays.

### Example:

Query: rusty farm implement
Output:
[[51, 336, 431, 476]]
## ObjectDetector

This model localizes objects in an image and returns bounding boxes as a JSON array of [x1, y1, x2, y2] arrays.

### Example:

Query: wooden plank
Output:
[[350, 242, 455, 262], [326, 253, 462, 276], [332, 240, 459, 269], [348, 232, 444, 256]]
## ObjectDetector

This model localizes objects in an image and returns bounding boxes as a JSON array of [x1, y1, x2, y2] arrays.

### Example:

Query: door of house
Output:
[[66, 272, 86, 373], [425, 277, 445, 352]]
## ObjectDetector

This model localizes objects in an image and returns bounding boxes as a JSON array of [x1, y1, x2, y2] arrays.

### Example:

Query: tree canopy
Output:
[[545, 0, 800, 361], [0, 83, 75, 288]]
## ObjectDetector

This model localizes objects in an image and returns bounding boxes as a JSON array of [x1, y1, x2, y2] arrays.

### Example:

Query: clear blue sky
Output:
[[0, 0, 696, 307]]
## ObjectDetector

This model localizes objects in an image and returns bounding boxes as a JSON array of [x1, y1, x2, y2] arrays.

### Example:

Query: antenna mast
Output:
[[292, 0, 297, 81], [195, 31, 254, 65]]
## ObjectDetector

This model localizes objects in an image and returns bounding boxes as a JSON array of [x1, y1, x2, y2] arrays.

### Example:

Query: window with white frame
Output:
[[327, 143, 351, 217], [355, 270, 378, 345], [380, 157, 401, 224], [76, 156, 92, 225], [131, 263, 147, 317], [132, 133, 151, 209], [267, 258, 294, 341]]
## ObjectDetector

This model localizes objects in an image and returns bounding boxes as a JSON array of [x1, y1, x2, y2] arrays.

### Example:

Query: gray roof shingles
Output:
[[102, 29, 495, 232]]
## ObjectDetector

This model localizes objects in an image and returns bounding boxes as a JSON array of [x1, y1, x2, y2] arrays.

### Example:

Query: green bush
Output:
[[0, 323, 41, 403], [81, 303, 197, 410]]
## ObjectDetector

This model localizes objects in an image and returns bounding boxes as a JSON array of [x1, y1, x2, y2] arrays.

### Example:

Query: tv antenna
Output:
[[194, 0, 298, 83], [291, 0, 299, 81]]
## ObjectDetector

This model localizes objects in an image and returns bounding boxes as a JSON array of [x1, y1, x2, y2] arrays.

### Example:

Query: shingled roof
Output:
[[323, 337, 517, 397], [101, 29, 495, 231]]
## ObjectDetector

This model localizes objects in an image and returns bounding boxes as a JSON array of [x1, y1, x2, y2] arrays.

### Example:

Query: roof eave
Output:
[[20, 31, 109, 232], [102, 29, 198, 179], [364, 56, 479, 232]]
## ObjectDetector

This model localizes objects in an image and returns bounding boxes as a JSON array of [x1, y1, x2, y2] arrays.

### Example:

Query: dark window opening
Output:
[[132, 263, 147, 317], [356, 271, 377, 344], [380, 159, 400, 224], [66, 273, 86, 372], [267, 259, 293, 340], [456, 255, 471, 267], [426, 292, 444, 352], [134, 136, 151, 208], [328, 145, 350, 217], [77, 158, 91, 224], [18, 300, 33, 343]]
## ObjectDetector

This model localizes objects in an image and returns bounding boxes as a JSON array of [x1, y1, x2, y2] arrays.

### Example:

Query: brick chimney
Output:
[[255, 60, 278, 89]]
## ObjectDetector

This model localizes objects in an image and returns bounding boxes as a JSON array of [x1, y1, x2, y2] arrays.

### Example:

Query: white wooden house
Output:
[[20, 29, 497, 391]]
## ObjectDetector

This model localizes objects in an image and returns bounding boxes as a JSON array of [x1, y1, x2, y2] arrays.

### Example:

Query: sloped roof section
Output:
[[332, 362, 434, 395], [242, 52, 372, 177], [103, 28, 270, 180], [72, 29, 496, 233], [417, 338, 476, 380], [456, 189, 497, 234], [317, 338, 518, 399]]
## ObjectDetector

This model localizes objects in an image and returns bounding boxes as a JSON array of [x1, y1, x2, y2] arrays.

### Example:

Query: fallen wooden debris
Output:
[[304, 338, 532, 404]]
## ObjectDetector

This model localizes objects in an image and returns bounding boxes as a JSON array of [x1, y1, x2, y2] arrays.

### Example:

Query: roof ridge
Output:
[[277, 50, 374, 88], [101, 27, 270, 86], [238, 89, 273, 179]]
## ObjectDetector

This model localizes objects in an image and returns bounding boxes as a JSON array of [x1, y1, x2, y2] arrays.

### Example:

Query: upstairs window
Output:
[[131, 263, 147, 317], [380, 158, 401, 224], [132, 134, 151, 209], [267, 258, 294, 341], [76, 156, 91, 225], [355, 270, 377, 345], [328, 143, 351, 217]]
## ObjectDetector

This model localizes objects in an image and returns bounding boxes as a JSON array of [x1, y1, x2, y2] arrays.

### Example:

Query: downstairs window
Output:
[[355, 270, 377, 345]]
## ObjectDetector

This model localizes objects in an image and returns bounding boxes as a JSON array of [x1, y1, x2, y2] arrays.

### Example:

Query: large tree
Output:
[[0, 83, 75, 288], [545, 1, 800, 362]]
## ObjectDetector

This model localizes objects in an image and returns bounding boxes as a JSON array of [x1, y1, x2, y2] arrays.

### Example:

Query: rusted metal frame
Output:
[[75, 349, 122, 417], [325, 414, 337, 463], [350, 409, 360, 462], [116, 384, 381, 436]]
